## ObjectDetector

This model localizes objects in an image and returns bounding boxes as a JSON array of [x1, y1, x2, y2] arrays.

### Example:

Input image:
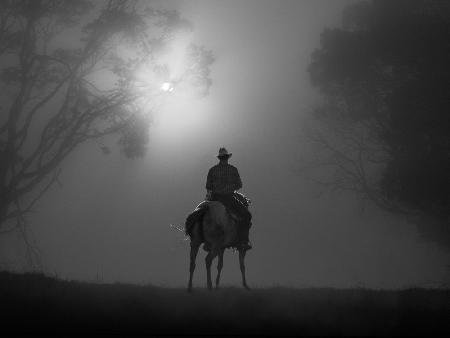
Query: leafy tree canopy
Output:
[[306, 0, 450, 247]]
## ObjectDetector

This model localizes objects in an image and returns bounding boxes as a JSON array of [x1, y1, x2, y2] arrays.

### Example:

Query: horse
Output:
[[187, 201, 250, 292]]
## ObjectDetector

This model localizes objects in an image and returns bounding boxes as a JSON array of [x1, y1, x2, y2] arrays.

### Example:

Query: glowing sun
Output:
[[161, 82, 174, 92]]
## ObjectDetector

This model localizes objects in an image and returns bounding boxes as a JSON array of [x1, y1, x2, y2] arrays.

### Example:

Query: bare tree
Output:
[[300, 103, 411, 215], [0, 0, 214, 238]]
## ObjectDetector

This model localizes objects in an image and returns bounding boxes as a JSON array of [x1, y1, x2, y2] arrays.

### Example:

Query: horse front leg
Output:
[[215, 248, 225, 289], [187, 242, 200, 292], [238, 249, 250, 290], [205, 249, 218, 290]]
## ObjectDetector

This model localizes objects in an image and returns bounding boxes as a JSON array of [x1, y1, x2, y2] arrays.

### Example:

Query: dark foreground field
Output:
[[1, 271, 450, 336]]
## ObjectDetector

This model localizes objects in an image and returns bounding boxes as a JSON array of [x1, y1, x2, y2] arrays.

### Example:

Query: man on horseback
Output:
[[186, 147, 252, 251]]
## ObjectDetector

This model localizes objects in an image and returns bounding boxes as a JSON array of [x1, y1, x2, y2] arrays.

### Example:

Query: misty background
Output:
[[1, 0, 449, 289]]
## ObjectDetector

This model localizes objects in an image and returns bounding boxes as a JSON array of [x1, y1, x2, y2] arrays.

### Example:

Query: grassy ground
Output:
[[1, 271, 450, 336]]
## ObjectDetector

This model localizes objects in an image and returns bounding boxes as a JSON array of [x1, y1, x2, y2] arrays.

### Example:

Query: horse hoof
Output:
[[244, 285, 251, 291], [187, 288, 193, 293]]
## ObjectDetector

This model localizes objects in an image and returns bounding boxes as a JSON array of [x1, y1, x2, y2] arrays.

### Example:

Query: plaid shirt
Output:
[[206, 162, 242, 194]]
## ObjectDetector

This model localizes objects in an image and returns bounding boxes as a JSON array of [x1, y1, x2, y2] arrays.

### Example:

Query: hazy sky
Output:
[[2, 0, 450, 289]]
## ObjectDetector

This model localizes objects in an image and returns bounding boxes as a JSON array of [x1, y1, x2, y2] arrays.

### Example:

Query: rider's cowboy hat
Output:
[[217, 147, 232, 159]]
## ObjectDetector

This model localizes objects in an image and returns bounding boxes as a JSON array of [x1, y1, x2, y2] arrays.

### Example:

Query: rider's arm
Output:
[[205, 168, 213, 200], [205, 190, 212, 200], [205, 168, 213, 191], [234, 167, 243, 191]]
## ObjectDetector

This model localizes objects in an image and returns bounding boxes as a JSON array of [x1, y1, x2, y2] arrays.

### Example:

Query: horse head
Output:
[[202, 201, 238, 249]]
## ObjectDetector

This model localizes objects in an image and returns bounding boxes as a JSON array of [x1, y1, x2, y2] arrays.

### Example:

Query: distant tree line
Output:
[[305, 0, 450, 247]]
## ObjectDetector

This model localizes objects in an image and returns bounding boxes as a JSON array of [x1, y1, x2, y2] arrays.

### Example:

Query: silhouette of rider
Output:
[[205, 147, 252, 250]]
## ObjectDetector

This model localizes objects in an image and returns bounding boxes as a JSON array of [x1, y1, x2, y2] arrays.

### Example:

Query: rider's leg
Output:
[[230, 198, 252, 249]]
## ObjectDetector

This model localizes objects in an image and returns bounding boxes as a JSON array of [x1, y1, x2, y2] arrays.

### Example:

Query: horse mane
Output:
[[184, 201, 212, 237]]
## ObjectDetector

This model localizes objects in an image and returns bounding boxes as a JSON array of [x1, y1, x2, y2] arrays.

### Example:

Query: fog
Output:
[[1, 0, 449, 289]]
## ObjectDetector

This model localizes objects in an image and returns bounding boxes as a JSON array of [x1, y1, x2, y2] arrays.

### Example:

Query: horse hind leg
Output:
[[187, 242, 200, 292], [239, 249, 250, 290], [215, 248, 225, 289]]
